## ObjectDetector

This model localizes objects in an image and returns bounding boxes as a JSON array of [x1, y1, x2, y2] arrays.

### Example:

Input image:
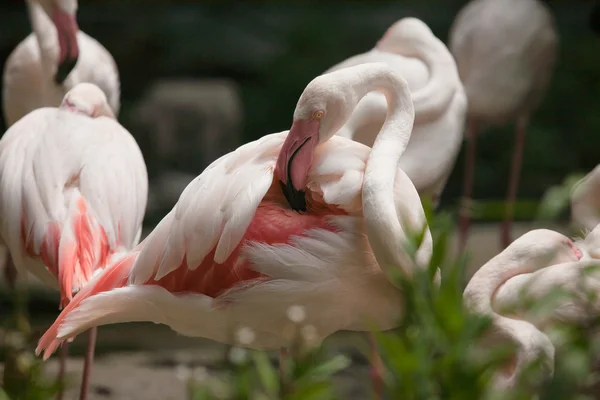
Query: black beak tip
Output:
[[279, 180, 307, 212], [55, 57, 78, 85]]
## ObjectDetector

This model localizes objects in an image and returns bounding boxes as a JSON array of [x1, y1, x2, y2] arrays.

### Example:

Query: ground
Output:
[[0, 222, 572, 399]]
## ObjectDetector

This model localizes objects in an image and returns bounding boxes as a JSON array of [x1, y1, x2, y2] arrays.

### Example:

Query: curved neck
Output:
[[357, 68, 419, 278], [379, 34, 461, 124], [464, 254, 554, 388], [26, 1, 58, 68]]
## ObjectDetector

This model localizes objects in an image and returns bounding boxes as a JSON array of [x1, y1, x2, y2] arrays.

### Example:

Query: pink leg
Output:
[[501, 117, 527, 249], [458, 120, 478, 253], [56, 342, 68, 400], [369, 332, 384, 399], [78, 327, 97, 400]]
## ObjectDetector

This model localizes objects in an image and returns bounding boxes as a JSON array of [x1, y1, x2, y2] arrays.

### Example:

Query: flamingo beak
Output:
[[52, 10, 79, 84], [275, 118, 320, 212]]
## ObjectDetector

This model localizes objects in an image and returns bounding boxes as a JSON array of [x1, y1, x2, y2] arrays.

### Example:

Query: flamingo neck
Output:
[[26, 1, 59, 72], [464, 253, 554, 389], [390, 34, 462, 124], [357, 67, 417, 278]]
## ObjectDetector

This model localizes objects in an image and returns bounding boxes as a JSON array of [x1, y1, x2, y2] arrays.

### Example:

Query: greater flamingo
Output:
[[1, 0, 120, 339], [449, 0, 559, 251], [463, 229, 584, 390], [35, 63, 432, 398], [570, 165, 600, 234], [3, 0, 120, 126], [327, 17, 467, 207], [0, 83, 147, 400]]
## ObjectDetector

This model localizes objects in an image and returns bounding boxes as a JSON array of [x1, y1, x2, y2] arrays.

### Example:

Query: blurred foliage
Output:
[[0, 285, 62, 400], [537, 172, 587, 222]]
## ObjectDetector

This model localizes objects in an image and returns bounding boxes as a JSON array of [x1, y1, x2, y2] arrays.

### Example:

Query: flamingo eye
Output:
[[312, 110, 324, 120]]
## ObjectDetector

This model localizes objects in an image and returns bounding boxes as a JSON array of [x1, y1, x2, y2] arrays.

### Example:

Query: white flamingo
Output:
[[449, 0, 559, 251], [1, 0, 121, 319], [35, 63, 432, 399], [3, 0, 120, 127], [464, 229, 585, 390], [0, 83, 147, 400], [327, 17, 467, 207]]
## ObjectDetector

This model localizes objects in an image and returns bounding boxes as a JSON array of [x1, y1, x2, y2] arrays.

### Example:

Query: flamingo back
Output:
[[0, 108, 147, 304]]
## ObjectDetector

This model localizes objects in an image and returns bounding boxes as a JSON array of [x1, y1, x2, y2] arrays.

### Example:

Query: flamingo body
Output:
[[3, 2, 120, 127], [449, 0, 557, 125], [464, 229, 583, 389], [38, 132, 427, 355], [0, 85, 146, 304]]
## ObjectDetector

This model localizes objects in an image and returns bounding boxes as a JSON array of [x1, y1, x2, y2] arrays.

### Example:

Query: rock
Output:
[[131, 79, 244, 219]]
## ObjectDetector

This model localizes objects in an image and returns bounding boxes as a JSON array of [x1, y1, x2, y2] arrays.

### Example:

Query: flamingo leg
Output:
[[458, 120, 478, 253], [501, 117, 528, 249], [369, 332, 384, 399], [78, 327, 97, 400], [55, 342, 69, 400]]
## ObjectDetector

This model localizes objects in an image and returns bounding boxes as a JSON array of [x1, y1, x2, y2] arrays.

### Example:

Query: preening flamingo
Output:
[[327, 18, 467, 207], [449, 0, 558, 251], [464, 229, 584, 389], [0, 83, 147, 400], [570, 165, 600, 234], [36, 63, 432, 398], [3, 0, 120, 127]]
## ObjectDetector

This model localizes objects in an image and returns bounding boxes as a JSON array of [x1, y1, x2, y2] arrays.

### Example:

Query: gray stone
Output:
[[131, 79, 244, 216]]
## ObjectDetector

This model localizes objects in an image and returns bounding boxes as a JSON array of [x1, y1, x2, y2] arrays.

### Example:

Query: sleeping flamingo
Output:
[[326, 17, 467, 207], [464, 229, 584, 390], [0, 83, 147, 400], [35, 63, 432, 399], [449, 0, 558, 251]]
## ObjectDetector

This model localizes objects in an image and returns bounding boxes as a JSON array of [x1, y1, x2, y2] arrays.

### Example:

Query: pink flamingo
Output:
[[35, 63, 433, 399], [449, 0, 559, 251], [0, 83, 147, 400], [327, 18, 467, 207], [464, 228, 584, 389]]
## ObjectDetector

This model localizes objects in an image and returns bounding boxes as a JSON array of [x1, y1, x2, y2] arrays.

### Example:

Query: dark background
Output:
[[0, 0, 598, 223]]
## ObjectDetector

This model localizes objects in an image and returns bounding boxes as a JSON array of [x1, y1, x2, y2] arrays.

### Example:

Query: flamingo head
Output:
[[60, 83, 115, 119], [275, 69, 357, 211], [35, 0, 80, 84], [504, 229, 583, 271], [376, 17, 433, 54]]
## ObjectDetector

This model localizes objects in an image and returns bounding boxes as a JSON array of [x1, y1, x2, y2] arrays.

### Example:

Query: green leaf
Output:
[[252, 351, 280, 396], [297, 354, 351, 380]]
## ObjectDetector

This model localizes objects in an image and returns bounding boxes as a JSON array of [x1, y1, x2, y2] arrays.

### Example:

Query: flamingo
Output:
[[463, 229, 584, 390], [1, 0, 120, 340], [35, 62, 432, 399], [327, 17, 467, 207], [0, 83, 147, 400], [449, 0, 559, 251], [570, 165, 600, 234]]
